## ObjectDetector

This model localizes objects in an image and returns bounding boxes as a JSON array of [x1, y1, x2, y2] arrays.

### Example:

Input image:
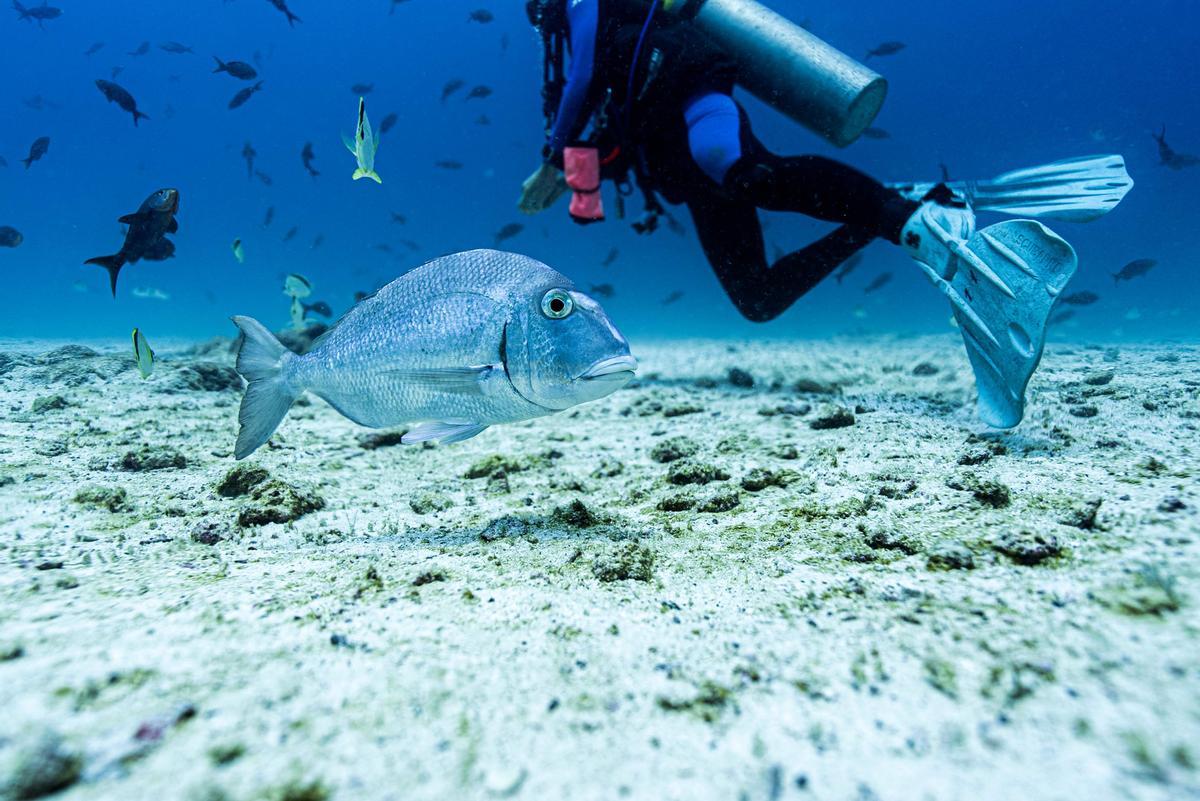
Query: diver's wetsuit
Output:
[[545, 0, 918, 322]]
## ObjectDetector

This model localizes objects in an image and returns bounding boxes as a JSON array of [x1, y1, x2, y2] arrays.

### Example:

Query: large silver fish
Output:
[[231, 249, 636, 459]]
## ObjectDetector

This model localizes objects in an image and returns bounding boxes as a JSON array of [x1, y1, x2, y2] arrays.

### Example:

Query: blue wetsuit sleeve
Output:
[[547, 0, 598, 158]]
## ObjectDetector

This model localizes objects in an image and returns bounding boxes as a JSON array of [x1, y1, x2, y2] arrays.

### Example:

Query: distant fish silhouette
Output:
[[265, 0, 301, 27], [661, 290, 684, 306], [494, 222, 523, 245], [602, 247, 619, 267], [351, 82, 374, 95], [1059, 290, 1099, 306], [128, 41, 150, 57], [834, 252, 864, 284], [1152, 126, 1199, 170], [865, 41, 905, 60], [863, 272, 893, 294], [1112, 258, 1156, 284], [229, 81, 264, 110], [440, 79, 465, 102], [860, 127, 890, 140], [213, 56, 258, 81]]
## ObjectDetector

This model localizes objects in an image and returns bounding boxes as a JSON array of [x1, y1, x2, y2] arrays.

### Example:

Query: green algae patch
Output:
[[592, 542, 655, 583], [237, 480, 325, 527], [657, 680, 735, 723], [73, 485, 132, 513], [1097, 565, 1184, 617]]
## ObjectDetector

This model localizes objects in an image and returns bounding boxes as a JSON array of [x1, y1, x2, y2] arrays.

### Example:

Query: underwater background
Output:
[[1, 0, 1197, 343]]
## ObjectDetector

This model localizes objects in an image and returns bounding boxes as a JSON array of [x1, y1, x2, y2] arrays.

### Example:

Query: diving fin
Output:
[[913, 219, 1077, 428], [893, 155, 1133, 223]]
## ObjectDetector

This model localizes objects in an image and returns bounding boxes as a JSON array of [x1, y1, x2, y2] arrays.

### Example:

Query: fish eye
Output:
[[540, 288, 573, 319]]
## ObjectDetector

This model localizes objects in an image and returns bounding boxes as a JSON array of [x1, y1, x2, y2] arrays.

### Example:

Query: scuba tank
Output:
[[661, 0, 886, 147]]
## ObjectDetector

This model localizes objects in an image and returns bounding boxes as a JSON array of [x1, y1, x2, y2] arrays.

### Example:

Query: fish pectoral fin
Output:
[[118, 212, 143, 224], [401, 421, 489, 445], [166, 218, 178, 233], [383, 365, 497, 394], [341, 133, 357, 155]]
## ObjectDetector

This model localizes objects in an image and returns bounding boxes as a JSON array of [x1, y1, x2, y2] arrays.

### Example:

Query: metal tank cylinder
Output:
[[662, 0, 886, 147]]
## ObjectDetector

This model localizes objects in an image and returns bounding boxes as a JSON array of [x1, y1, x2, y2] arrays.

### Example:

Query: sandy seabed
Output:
[[0, 333, 1197, 801]]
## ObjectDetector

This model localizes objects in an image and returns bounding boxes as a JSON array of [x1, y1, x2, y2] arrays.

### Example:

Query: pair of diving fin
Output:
[[895, 155, 1132, 428]]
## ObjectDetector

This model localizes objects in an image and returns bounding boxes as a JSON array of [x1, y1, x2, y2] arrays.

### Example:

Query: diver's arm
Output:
[[546, 0, 599, 159]]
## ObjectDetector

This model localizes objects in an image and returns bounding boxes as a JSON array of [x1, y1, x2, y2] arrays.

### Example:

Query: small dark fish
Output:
[[283, 226, 298, 242], [1059, 290, 1099, 307], [22, 136, 50, 169], [834, 252, 864, 284], [601, 247, 619, 267], [213, 56, 258, 80], [351, 82, 374, 95], [0, 226, 23, 248], [475, 114, 491, 126], [1112, 258, 1157, 284], [494, 222, 523, 245], [1049, 309, 1076, 326], [255, 170, 273, 186], [85, 188, 180, 297], [467, 9, 493, 23], [354, 290, 369, 302], [399, 238, 421, 252], [84, 41, 105, 57], [95, 79, 149, 126], [262, 206, 275, 227], [265, 0, 301, 27], [435, 160, 464, 170], [389, 211, 407, 224], [128, 41, 150, 57], [311, 234, 324, 249], [1152, 126, 1200, 170], [866, 41, 905, 60], [110, 66, 124, 80], [661, 290, 684, 306], [861, 127, 890, 140], [159, 41, 194, 54], [22, 95, 49, 111], [242, 141, 256, 180], [440, 79, 465, 102], [588, 283, 615, 299], [465, 85, 493, 101], [863, 272, 893, 293], [303, 300, 332, 318], [229, 81, 264, 109], [13, 0, 61, 28], [378, 112, 398, 136], [373, 243, 394, 254], [301, 141, 319, 178]]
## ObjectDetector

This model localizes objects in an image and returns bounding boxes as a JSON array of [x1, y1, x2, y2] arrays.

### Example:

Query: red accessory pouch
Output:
[[564, 146, 604, 224]]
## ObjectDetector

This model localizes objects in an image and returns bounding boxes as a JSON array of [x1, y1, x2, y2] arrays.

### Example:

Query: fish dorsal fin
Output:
[[118, 212, 142, 224], [166, 217, 178, 233], [357, 97, 366, 141]]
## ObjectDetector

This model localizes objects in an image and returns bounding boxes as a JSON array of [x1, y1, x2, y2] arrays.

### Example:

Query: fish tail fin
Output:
[[212, 55, 226, 73], [84, 254, 126, 297], [230, 315, 300, 460], [133, 110, 149, 126], [352, 168, 382, 184], [1112, 272, 1120, 285], [13, 1, 28, 18], [21, 156, 32, 169], [286, 9, 300, 26]]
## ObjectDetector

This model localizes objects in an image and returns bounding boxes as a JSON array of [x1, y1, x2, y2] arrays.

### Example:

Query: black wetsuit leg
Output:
[[670, 104, 918, 323]]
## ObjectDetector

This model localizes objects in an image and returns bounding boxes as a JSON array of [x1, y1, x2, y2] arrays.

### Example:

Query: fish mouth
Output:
[[580, 354, 638, 381]]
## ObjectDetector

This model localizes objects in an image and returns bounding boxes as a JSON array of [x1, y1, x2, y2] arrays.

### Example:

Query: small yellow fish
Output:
[[232, 238, 245, 263], [284, 273, 312, 298], [343, 97, 381, 184], [132, 327, 154, 379]]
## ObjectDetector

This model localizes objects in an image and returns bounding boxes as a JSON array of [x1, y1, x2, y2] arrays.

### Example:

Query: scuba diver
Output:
[[517, 0, 1132, 429]]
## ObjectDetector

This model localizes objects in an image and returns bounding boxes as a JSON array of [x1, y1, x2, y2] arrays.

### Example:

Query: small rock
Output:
[[590, 458, 624, 478], [866, 530, 919, 555], [1083, 370, 1115, 386], [2, 730, 83, 800], [478, 515, 534, 542], [662, 403, 703, 418], [592, 542, 655, 583], [39, 345, 98, 364], [73, 485, 132, 513], [119, 445, 188, 472], [173, 362, 242, 392], [30, 395, 69, 414], [699, 489, 740, 513], [769, 443, 799, 460], [992, 530, 1064, 565], [409, 491, 454, 515], [666, 460, 729, 486], [357, 430, 406, 450], [1158, 497, 1186, 513], [947, 473, 1011, 508], [190, 519, 229, 545], [34, 561, 63, 571], [237, 480, 325, 527], [656, 493, 696, 512], [793, 377, 838, 394], [1061, 497, 1102, 529], [911, 362, 939, 376], [412, 569, 448, 586], [740, 467, 792, 492], [1069, 404, 1099, 418], [215, 464, 269, 498], [650, 436, 698, 464], [727, 367, 754, 388], [927, 542, 975, 571], [809, 404, 855, 430], [464, 454, 527, 479], [551, 499, 600, 528]]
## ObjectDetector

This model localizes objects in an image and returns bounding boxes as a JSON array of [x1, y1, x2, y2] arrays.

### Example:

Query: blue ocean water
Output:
[[1, 0, 1196, 344]]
